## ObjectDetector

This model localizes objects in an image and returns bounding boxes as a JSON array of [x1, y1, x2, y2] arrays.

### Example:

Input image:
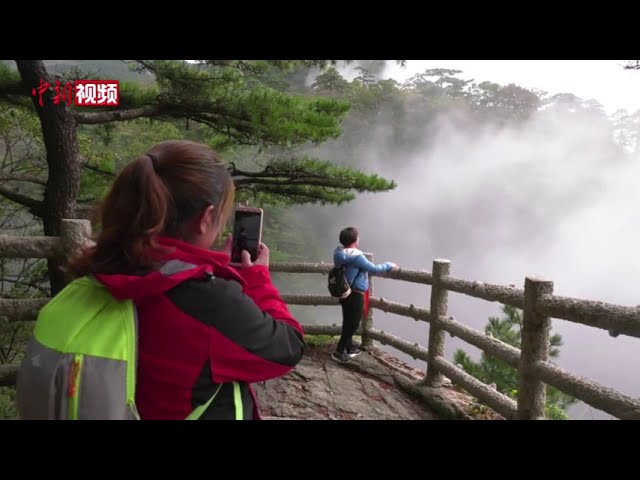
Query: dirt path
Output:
[[254, 343, 437, 420]]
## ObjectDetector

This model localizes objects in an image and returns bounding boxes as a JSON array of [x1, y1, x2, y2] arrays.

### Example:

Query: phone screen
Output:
[[231, 209, 263, 263]]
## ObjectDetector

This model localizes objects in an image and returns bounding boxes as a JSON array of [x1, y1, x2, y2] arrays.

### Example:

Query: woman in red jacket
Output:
[[66, 140, 305, 420]]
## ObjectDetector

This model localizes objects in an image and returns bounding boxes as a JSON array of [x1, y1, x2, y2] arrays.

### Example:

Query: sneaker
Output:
[[331, 351, 351, 364], [347, 345, 362, 358]]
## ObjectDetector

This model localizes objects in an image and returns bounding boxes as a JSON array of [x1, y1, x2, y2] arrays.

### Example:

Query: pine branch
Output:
[[233, 158, 393, 186], [230, 163, 328, 180], [0, 174, 47, 186], [76, 61, 349, 147], [132, 60, 232, 83], [235, 177, 360, 189], [73, 105, 165, 124], [0, 78, 32, 108], [236, 184, 343, 204], [81, 163, 115, 177], [130, 60, 157, 74], [0, 185, 43, 213], [74, 104, 260, 140], [186, 112, 258, 142], [0, 78, 28, 98]]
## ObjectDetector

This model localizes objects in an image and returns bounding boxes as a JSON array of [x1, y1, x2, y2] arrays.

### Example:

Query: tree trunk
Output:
[[16, 60, 81, 295]]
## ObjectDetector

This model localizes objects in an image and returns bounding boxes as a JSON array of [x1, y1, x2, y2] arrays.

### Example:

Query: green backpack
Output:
[[16, 276, 220, 420]]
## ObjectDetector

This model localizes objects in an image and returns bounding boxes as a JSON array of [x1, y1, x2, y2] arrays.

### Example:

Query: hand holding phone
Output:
[[235, 242, 269, 268], [231, 206, 264, 264]]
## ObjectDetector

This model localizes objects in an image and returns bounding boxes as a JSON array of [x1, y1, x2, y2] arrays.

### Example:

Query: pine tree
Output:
[[0, 60, 397, 293], [453, 304, 576, 419]]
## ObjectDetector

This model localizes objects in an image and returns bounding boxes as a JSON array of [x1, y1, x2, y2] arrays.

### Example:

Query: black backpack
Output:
[[328, 264, 351, 298]]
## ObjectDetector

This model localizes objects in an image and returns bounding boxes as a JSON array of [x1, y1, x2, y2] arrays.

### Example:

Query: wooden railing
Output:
[[1, 219, 640, 420], [269, 260, 640, 420]]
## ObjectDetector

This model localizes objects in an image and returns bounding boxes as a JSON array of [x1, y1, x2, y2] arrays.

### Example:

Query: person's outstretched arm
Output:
[[352, 254, 395, 274]]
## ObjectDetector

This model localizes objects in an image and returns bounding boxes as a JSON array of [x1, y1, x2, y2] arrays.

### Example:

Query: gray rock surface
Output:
[[255, 343, 437, 420]]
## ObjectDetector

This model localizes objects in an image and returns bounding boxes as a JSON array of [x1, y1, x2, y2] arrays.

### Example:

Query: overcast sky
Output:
[[382, 60, 640, 116]]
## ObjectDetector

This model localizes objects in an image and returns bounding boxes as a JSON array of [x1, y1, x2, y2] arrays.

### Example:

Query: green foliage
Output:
[[2, 60, 566, 219], [44, 60, 151, 83], [0, 104, 46, 234], [0, 62, 20, 86], [469, 82, 541, 122], [0, 316, 32, 365], [235, 155, 396, 206], [506, 389, 570, 420], [47, 60, 393, 207], [304, 335, 335, 347], [0, 387, 18, 419], [120, 60, 352, 149], [453, 305, 576, 419], [115, 81, 161, 108], [0, 62, 29, 108], [79, 119, 183, 167], [404, 68, 472, 97], [301, 334, 361, 348], [311, 67, 352, 97], [0, 257, 45, 364], [0, 104, 45, 169], [545, 402, 570, 420], [0, 256, 42, 420], [76, 118, 189, 207]]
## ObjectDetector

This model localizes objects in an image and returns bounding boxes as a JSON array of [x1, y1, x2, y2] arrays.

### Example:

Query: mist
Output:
[[283, 84, 640, 419]]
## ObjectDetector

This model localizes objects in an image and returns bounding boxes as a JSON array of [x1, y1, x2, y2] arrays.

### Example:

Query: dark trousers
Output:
[[337, 291, 364, 353]]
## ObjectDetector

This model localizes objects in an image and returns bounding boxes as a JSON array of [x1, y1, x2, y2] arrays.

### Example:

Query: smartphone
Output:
[[231, 206, 264, 263]]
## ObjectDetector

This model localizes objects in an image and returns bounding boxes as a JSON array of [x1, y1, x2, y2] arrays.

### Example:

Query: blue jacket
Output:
[[333, 246, 393, 293]]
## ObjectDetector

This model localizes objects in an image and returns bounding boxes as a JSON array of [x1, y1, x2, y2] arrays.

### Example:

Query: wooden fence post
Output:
[[60, 219, 92, 258], [425, 259, 450, 386], [517, 276, 553, 420], [362, 252, 375, 349]]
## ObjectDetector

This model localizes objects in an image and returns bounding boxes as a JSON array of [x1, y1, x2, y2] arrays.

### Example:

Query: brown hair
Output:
[[66, 140, 235, 278]]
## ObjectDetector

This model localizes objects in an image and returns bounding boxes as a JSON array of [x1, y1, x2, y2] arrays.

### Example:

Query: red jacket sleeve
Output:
[[237, 265, 304, 336], [165, 267, 305, 384]]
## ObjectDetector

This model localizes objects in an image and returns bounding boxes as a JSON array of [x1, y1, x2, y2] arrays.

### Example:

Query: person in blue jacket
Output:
[[331, 227, 397, 363]]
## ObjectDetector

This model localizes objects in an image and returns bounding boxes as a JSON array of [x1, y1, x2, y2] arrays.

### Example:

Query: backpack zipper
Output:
[[126, 302, 139, 418]]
